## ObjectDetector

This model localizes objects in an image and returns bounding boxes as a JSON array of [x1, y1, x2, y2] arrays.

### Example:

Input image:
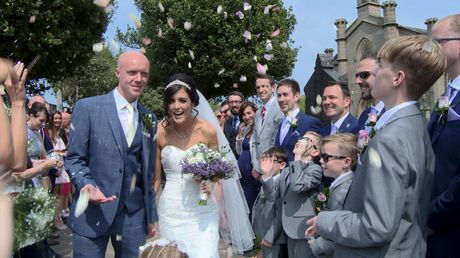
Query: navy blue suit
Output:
[[275, 111, 322, 162], [357, 107, 386, 132], [224, 117, 239, 159], [319, 113, 358, 137], [426, 92, 460, 258]]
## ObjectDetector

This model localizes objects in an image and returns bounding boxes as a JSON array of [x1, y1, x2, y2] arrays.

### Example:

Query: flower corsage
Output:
[[141, 112, 156, 137], [435, 96, 453, 125]]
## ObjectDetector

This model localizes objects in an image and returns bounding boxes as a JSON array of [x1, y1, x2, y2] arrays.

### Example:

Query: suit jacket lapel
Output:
[[339, 113, 351, 131], [429, 94, 460, 144], [138, 105, 150, 179], [103, 91, 125, 158], [330, 172, 354, 194]]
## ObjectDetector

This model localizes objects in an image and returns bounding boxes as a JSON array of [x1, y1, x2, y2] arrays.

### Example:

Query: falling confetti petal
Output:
[[104, 41, 109, 48], [423, 41, 435, 53], [142, 38, 152, 45], [116, 234, 122, 241], [167, 17, 174, 29], [140, 47, 146, 54], [300, 139, 308, 145], [280, 42, 288, 48], [128, 13, 141, 27], [243, 2, 252, 11], [267, 5, 274, 9], [346, 123, 350, 128], [310, 106, 322, 115], [159, 1, 164, 12], [0, 85, 5, 95], [93, 0, 110, 8], [111, 38, 119, 50], [272, 6, 280, 11], [368, 147, 382, 168], [218, 69, 225, 75], [75, 189, 89, 218], [224, 12, 228, 19], [240, 75, 247, 82], [189, 49, 195, 60], [217, 5, 223, 14], [153, 132, 158, 141], [271, 29, 280, 37], [130, 174, 137, 194], [264, 54, 274, 60], [92, 43, 103, 52], [264, 64, 268, 72], [233, 83, 238, 88], [158, 28, 163, 37], [253, 55, 258, 62], [257, 63, 266, 75], [243, 30, 252, 41], [188, 62, 192, 68], [174, 57, 177, 64], [256, 33, 261, 38], [214, 83, 220, 88], [29, 16, 36, 23], [333, 25, 338, 31], [316, 94, 322, 105], [264, 7, 269, 14], [235, 11, 244, 19], [104, 4, 113, 13], [266, 42, 273, 51], [70, 123, 75, 131], [184, 21, 192, 31]]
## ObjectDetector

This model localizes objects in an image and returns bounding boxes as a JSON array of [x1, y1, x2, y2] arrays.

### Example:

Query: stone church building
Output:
[[304, 0, 448, 125]]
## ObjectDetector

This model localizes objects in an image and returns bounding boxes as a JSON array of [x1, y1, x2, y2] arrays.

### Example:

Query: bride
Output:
[[154, 74, 254, 257]]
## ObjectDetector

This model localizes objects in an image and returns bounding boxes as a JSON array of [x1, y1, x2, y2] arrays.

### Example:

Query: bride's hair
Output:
[[162, 73, 199, 128]]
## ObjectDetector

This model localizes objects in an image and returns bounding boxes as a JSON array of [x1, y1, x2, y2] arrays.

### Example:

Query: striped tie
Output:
[[261, 106, 266, 125]]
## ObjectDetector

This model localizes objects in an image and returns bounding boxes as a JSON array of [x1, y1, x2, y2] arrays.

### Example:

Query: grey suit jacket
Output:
[[251, 100, 284, 172], [264, 161, 322, 239], [312, 172, 354, 258], [316, 104, 434, 257], [65, 91, 158, 238]]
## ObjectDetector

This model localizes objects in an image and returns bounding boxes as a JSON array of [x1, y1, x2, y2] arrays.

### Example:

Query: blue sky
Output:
[[46, 0, 458, 104]]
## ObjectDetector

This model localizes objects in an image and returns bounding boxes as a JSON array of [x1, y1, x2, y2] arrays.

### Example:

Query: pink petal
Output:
[[235, 11, 244, 19], [140, 47, 146, 54], [257, 63, 266, 75], [256, 33, 261, 38], [167, 17, 174, 29], [218, 69, 225, 75], [142, 38, 152, 45], [280, 42, 288, 48], [93, 0, 110, 8], [272, 6, 280, 11], [264, 54, 274, 60], [243, 2, 251, 11], [29, 15, 36, 23], [243, 30, 251, 40], [233, 83, 238, 88], [104, 4, 113, 13], [158, 28, 163, 37], [271, 29, 280, 37]]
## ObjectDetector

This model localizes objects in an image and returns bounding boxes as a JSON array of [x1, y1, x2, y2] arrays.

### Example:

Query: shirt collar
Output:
[[332, 112, 350, 128], [114, 88, 138, 111], [450, 75, 460, 91], [375, 101, 417, 130], [372, 101, 385, 114], [285, 107, 300, 122], [263, 96, 276, 111], [330, 171, 353, 188]]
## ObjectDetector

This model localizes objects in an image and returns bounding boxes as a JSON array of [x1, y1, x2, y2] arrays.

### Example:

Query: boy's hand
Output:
[[308, 239, 315, 248], [261, 239, 273, 248], [251, 168, 262, 181], [259, 154, 275, 178]]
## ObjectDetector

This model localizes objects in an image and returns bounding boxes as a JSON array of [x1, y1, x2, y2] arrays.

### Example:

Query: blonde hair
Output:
[[377, 35, 446, 100], [305, 131, 322, 162], [321, 133, 359, 170]]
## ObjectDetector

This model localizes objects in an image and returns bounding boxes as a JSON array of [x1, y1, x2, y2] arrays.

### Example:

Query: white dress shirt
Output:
[[331, 111, 350, 134], [114, 88, 139, 136]]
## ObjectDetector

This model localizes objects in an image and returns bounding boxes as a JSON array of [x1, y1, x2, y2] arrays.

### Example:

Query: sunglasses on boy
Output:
[[355, 71, 372, 79], [296, 136, 317, 149], [320, 153, 348, 163]]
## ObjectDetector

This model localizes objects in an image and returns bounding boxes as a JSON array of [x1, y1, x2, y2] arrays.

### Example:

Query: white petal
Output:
[[116, 234, 123, 241], [214, 83, 220, 88], [128, 13, 141, 27], [130, 173, 137, 194], [92, 43, 103, 52], [184, 21, 192, 31], [240, 75, 247, 82], [142, 38, 152, 45], [188, 62, 192, 68], [29, 16, 36, 23], [218, 69, 225, 75], [158, 28, 163, 38], [316, 94, 322, 105], [217, 5, 223, 14], [167, 17, 174, 29], [110, 38, 119, 50], [368, 147, 382, 168], [158, 1, 164, 12], [74, 189, 89, 218], [189, 49, 195, 60]]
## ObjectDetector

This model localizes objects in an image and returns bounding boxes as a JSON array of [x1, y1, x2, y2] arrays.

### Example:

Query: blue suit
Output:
[[275, 111, 322, 162], [320, 113, 358, 137], [357, 106, 386, 132], [426, 92, 460, 258], [65, 91, 158, 257]]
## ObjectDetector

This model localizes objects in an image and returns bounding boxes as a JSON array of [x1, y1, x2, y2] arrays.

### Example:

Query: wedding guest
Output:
[[264, 131, 322, 258], [253, 147, 287, 258], [223, 91, 244, 158], [60, 111, 70, 146], [250, 74, 284, 178], [275, 79, 322, 162], [214, 110, 225, 131], [427, 14, 460, 258], [308, 133, 357, 258], [65, 50, 158, 257], [235, 101, 259, 220], [307, 35, 445, 257], [220, 100, 232, 120], [356, 54, 385, 132], [319, 82, 358, 136]]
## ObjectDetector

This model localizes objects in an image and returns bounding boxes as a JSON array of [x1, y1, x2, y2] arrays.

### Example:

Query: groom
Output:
[[66, 50, 158, 258]]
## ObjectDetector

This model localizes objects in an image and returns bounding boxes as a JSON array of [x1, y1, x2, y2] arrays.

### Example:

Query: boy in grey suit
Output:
[[263, 131, 322, 258], [253, 147, 288, 258], [307, 35, 446, 257], [308, 133, 358, 258]]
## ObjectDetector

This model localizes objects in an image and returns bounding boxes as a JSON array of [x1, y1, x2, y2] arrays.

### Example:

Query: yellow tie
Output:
[[126, 103, 135, 147]]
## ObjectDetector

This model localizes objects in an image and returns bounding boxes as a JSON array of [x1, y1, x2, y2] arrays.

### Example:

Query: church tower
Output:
[[382, 1, 399, 41]]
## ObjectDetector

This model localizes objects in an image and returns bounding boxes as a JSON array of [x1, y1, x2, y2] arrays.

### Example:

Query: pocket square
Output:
[[447, 108, 460, 122], [291, 130, 300, 137]]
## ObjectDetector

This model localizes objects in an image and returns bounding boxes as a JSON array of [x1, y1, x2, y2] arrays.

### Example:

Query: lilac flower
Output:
[[317, 193, 327, 202]]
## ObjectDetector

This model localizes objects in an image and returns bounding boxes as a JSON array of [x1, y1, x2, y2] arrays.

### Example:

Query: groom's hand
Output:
[[82, 184, 117, 204], [146, 223, 157, 239]]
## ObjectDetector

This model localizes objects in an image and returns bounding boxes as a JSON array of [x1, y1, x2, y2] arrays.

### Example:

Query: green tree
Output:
[[298, 94, 305, 114], [51, 48, 118, 107], [118, 0, 298, 99], [0, 0, 113, 93]]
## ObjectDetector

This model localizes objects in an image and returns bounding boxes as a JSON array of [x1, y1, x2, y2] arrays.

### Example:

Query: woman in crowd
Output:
[[215, 109, 225, 131], [235, 101, 259, 220], [47, 110, 71, 220]]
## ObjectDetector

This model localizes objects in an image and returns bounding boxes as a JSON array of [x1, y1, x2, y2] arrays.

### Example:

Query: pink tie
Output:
[[261, 106, 266, 125]]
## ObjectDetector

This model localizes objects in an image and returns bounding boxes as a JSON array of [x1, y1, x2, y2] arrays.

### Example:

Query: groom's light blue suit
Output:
[[65, 90, 158, 257]]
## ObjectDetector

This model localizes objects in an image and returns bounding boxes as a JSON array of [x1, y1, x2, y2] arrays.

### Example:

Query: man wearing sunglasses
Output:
[[356, 54, 385, 132], [427, 14, 460, 258], [319, 82, 358, 137]]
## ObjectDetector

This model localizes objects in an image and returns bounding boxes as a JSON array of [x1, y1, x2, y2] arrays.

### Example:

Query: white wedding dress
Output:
[[159, 144, 220, 258]]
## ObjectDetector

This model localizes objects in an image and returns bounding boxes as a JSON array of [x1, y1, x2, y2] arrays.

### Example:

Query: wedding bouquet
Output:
[[13, 185, 58, 252], [180, 143, 236, 205]]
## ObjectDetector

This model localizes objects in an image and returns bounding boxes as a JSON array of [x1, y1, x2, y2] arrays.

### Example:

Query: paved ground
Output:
[[50, 186, 255, 257]]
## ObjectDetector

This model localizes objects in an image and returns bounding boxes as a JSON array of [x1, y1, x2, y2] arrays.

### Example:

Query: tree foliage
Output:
[[51, 48, 118, 108], [118, 0, 298, 99], [0, 0, 113, 93]]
